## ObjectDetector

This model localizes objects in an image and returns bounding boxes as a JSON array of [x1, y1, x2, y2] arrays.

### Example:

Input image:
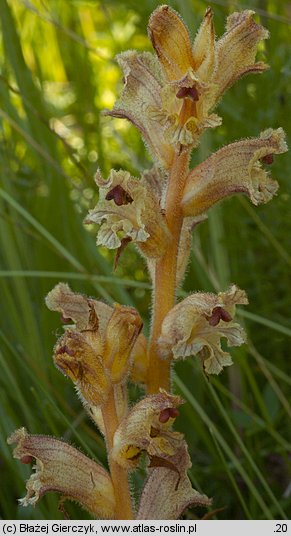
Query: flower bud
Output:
[[103, 304, 143, 383]]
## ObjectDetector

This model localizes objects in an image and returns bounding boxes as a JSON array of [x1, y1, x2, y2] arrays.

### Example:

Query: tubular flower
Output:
[[105, 52, 175, 169], [111, 391, 184, 469], [107, 6, 269, 162], [8, 428, 115, 518], [182, 128, 288, 217], [137, 443, 211, 519], [46, 283, 143, 398], [85, 169, 171, 259], [158, 285, 248, 374], [149, 6, 268, 150]]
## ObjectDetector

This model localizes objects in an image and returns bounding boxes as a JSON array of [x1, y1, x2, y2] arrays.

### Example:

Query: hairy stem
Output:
[[147, 149, 190, 393], [101, 387, 133, 519]]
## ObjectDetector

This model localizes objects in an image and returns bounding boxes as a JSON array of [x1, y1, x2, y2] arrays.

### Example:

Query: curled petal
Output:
[[45, 283, 112, 335], [105, 51, 174, 169], [137, 444, 211, 519], [8, 428, 115, 518], [112, 391, 184, 469], [54, 330, 110, 406], [207, 10, 269, 109], [158, 285, 248, 375], [103, 303, 143, 383], [85, 169, 171, 259], [182, 128, 288, 217], [148, 5, 195, 81]]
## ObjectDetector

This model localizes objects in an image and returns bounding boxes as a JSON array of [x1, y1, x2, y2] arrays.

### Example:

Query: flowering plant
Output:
[[8, 5, 287, 520]]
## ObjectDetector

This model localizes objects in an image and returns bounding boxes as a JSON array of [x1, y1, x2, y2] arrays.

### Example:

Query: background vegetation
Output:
[[0, 0, 290, 520]]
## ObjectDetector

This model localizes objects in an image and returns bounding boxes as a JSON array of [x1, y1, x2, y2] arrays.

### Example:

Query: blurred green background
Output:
[[0, 0, 290, 520]]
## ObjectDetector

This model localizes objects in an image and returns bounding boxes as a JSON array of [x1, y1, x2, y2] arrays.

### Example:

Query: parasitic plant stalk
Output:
[[148, 149, 190, 393], [8, 4, 287, 520], [101, 387, 133, 519]]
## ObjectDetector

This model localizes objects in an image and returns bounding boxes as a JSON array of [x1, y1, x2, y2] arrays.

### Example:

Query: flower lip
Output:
[[56, 344, 75, 357], [261, 154, 274, 164], [159, 407, 180, 423], [206, 306, 232, 327], [104, 51, 175, 169], [105, 185, 133, 206], [176, 86, 199, 101]]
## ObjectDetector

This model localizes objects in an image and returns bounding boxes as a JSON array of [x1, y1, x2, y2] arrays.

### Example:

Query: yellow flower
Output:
[[8, 428, 115, 518], [159, 285, 248, 374]]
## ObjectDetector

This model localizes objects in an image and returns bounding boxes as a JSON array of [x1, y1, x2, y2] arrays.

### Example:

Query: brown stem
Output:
[[101, 387, 133, 519], [147, 149, 190, 394]]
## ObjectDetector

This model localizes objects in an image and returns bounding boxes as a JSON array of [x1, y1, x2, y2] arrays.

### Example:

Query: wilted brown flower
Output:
[[46, 283, 143, 399]]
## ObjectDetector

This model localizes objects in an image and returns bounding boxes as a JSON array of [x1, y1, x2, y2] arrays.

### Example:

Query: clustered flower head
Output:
[[8, 4, 287, 520]]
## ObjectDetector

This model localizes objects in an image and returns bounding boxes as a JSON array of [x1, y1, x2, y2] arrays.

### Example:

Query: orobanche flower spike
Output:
[[9, 3, 287, 521]]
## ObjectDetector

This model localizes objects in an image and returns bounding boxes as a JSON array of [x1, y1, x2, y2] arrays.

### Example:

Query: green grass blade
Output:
[[174, 375, 273, 519], [206, 380, 287, 518]]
